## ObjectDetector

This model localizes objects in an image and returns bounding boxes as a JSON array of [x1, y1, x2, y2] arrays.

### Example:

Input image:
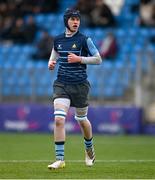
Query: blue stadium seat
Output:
[[9, 45, 21, 54], [22, 45, 35, 54], [45, 14, 57, 23], [35, 14, 45, 26], [115, 29, 125, 38], [59, 0, 76, 12]]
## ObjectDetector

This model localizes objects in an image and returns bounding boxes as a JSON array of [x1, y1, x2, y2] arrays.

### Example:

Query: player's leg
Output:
[[75, 107, 95, 166], [48, 98, 70, 169]]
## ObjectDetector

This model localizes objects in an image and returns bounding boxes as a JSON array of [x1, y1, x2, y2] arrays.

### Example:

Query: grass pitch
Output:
[[0, 133, 155, 179]]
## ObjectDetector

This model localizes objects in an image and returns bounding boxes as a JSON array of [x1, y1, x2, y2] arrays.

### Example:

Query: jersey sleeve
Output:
[[49, 48, 59, 61], [86, 37, 99, 56], [80, 37, 102, 65]]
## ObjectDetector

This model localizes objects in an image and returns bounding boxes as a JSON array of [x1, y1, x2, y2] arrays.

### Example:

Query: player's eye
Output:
[[70, 17, 80, 21]]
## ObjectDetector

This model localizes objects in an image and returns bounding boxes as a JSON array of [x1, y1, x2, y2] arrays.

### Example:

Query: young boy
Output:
[[48, 8, 102, 169]]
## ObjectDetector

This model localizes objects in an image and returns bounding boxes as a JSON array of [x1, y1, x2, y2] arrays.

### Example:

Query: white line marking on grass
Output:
[[0, 159, 155, 163]]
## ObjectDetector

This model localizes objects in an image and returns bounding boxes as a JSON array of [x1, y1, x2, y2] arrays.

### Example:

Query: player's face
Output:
[[68, 17, 80, 32]]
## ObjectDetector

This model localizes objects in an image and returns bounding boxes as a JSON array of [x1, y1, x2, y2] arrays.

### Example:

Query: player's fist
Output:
[[48, 60, 56, 70], [68, 52, 81, 63]]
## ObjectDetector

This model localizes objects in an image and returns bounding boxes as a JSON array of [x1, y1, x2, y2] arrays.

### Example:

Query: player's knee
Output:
[[55, 117, 65, 127], [78, 118, 91, 129]]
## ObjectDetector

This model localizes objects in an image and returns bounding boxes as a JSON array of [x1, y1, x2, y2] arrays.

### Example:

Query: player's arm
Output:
[[81, 37, 102, 64], [68, 38, 102, 65], [48, 48, 59, 70]]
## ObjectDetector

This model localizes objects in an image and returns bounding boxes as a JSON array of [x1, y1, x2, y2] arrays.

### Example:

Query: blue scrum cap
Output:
[[63, 9, 81, 29]]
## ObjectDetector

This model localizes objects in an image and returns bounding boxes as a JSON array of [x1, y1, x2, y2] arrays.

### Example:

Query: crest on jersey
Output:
[[57, 44, 62, 49], [72, 44, 77, 49]]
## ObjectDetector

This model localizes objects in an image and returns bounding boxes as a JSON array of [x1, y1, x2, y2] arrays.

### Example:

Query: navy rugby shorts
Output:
[[52, 80, 90, 108]]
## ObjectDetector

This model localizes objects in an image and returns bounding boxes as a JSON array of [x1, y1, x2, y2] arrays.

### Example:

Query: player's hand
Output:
[[68, 52, 81, 63], [48, 60, 56, 70]]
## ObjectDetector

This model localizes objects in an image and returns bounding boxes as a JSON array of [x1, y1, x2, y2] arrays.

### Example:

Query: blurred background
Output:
[[0, 0, 155, 135]]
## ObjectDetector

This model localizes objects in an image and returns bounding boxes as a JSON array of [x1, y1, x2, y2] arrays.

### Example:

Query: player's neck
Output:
[[65, 28, 77, 37]]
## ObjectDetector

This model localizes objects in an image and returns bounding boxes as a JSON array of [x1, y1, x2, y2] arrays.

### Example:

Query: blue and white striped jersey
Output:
[[53, 31, 99, 84]]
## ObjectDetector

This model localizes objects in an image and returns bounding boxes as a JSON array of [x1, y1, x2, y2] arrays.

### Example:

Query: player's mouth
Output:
[[73, 25, 78, 28]]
